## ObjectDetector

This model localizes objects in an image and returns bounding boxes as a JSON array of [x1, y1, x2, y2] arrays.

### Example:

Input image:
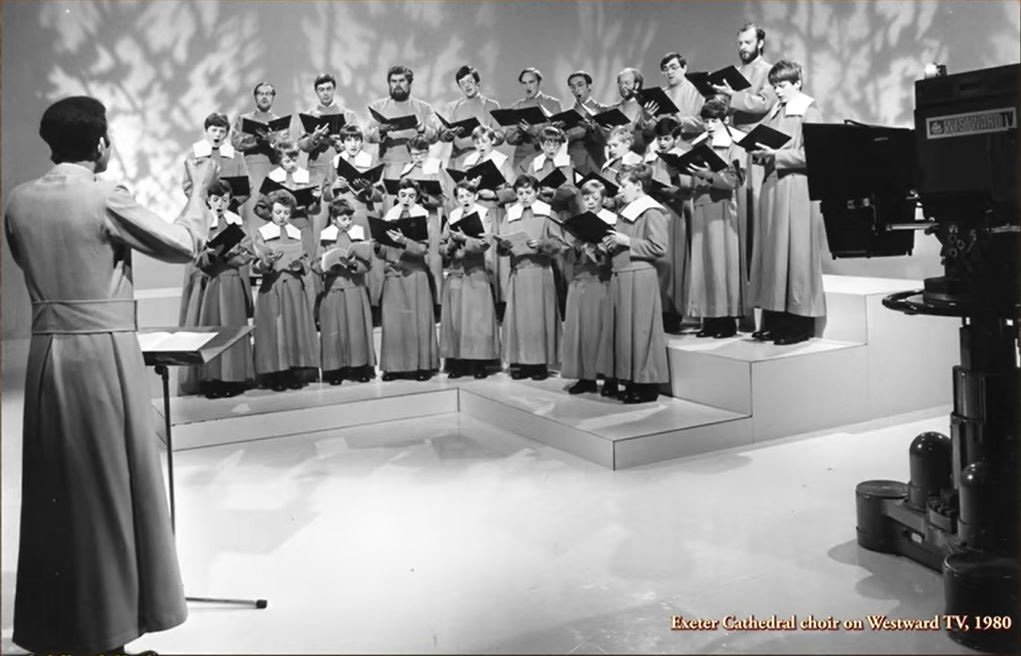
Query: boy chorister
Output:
[[178, 180, 255, 398], [313, 198, 377, 385], [439, 181, 500, 379], [377, 178, 440, 381], [394, 136, 445, 300], [252, 190, 320, 391], [601, 126, 644, 201], [597, 164, 669, 403], [561, 180, 614, 395], [183, 112, 248, 198], [496, 175, 564, 381]]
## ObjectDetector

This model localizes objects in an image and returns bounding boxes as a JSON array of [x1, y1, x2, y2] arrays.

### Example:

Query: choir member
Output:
[[518, 125, 576, 210], [182, 112, 248, 198], [747, 59, 827, 345], [560, 70, 609, 175], [313, 197, 377, 385], [252, 189, 320, 391], [597, 164, 669, 404], [377, 178, 440, 381], [394, 136, 446, 309], [601, 126, 644, 184], [298, 73, 361, 186], [440, 65, 504, 169], [505, 67, 563, 170], [367, 65, 439, 178], [611, 67, 656, 155], [440, 181, 501, 379], [684, 97, 745, 338], [178, 180, 255, 398], [496, 175, 564, 381], [657, 52, 705, 138], [232, 82, 290, 221], [561, 180, 614, 394]]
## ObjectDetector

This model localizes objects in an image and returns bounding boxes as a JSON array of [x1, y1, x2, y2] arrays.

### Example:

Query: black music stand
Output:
[[140, 325, 267, 610]]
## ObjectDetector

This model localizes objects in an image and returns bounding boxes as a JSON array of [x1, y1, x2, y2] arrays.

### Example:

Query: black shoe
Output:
[[473, 363, 489, 379], [509, 365, 525, 380], [447, 361, 463, 379], [751, 329, 774, 341], [381, 372, 396, 382], [222, 383, 245, 398], [774, 332, 811, 346], [328, 376, 343, 386], [601, 379, 620, 398], [416, 370, 432, 381], [568, 379, 597, 394], [529, 365, 549, 381], [713, 319, 737, 339], [696, 324, 715, 338], [623, 384, 659, 404]]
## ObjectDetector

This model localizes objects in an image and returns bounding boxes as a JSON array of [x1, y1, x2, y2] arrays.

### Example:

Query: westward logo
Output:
[[926, 108, 1017, 140]]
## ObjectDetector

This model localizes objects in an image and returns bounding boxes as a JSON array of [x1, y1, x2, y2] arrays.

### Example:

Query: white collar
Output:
[[506, 200, 552, 222], [259, 222, 302, 240], [450, 204, 488, 224], [464, 149, 507, 168], [347, 224, 365, 241], [620, 195, 664, 222], [532, 150, 570, 172], [784, 92, 815, 117], [596, 208, 617, 225], [211, 210, 243, 228], [333, 150, 374, 169], [269, 167, 310, 185], [604, 150, 642, 170], [320, 225, 339, 242], [193, 140, 235, 159], [383, 203, 429, 221]]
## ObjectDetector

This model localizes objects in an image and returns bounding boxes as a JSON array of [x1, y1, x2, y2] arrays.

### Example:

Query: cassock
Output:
[[313, 223, 376, 372], [325, 149, 386, 304], [297, 102, 360, 186], [391, 156, 446, 297], [664, 77, 706, 138], [462, 148, 516, 305], [445, 94, 502, 168], [612, 97, 655, 155], [365, 96, 439, 177], [560, 208, 614, 381], [645, 144, 691, 321], [505, 92, 563, 170], [565, 97, 609, 175], [264, 166, 323, 313], [231, 109, 291, 204], [182, 140, 248, 198]]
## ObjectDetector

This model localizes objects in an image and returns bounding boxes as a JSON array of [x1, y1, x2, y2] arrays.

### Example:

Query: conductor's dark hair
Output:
[[329, 197, 355, 217], [267, 189, 297, 211], [207, 179, 232, 198], [253, 82, 276, 98], [388, 65, 414, 84], [513, 174, 539, 191], [654, 116, 680, 137], [660, 52, 687, 70], [314, 73, 337, 89], [204, 112, 230, 132], [739, 21, 767, 50], [518, 67, 542, 84], [397, 177, 421, 196], [618, 164, 653, 192], [40, 96, 108, 164], [618, 67, 644, 89], [338, 124, 363, 141], [568, 70, 593, 86], [408, 136, 431, 152], [700, 97, 730, 120], [455, 65, 480, 85], [768, 59, 803, 87]]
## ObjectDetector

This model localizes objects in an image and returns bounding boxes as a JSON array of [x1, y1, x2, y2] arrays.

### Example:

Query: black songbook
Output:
[[334, 157, 385, 185], [241, 115, 292, 135], [446, 159, 506, 191], [369, 216, 429, 246], [489, 106, 550, 127], [382, 178, 444, 197], [634, 87, 680, 116], [259, 177, 319, 208], [660, 143, 729, 173], [299, 112, 346, 135], [548, 108, 588, 130], [207, 223, 246, 254], [450, 212, 485, 238], [591, 107, 632, 128], [687, 67, 752, 97], [369, 107, 419, 131], [563, 211, 614, 244], [538, 168, 569, 190], [736, 124, 791, 151], [650, 176, 680, 199], [220, 175, 251, 198], [573, 170, 620, 198], [436, 113, 481, 135]]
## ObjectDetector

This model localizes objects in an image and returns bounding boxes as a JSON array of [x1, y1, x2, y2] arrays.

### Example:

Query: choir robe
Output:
[[231, 109, 290, 206], [612, 97, 655, 155], [297, 102, 360, 186], [505, 92, 563, 170], [325, 149, 386, 305], [645, 145, 691, 319], [264, 166, 323, 311], [685, 132, 745, 318], [560, 208, 614, 380], [664, 77, 707, 138], [313, 224, 376, 371], [565, 97, 609, 175], [252, 221, 320, 376], [499, 200, 564, 366], [445, 94, 502, 168], [377, 204, 441, 373], [748, 93, 828, 318], [597, 195, 670, 384], [3, 163, 209, 652], [463, 148, 516, 304], [365, 96, 439, 177], [520, 149, 578, 310], [439, 204, 501, 361], [600, 150, 644, 209], [390, 156, 446, 297], [177, 209, 255, 394]]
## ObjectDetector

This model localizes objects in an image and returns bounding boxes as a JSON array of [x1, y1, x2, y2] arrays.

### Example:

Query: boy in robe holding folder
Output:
[[496, 175, 565, 381], [178, 180, 255, 398], [391, 136, 445, 301], [183, 112, 248, 198], [253, 189, 320, 391], [313, 198, 376, 385], [375, 178, 440, 380], [561, 180, 615, 395], [597, 164, 669, 403], [298, 73, 361, 186], [440, 181, 500, 379]]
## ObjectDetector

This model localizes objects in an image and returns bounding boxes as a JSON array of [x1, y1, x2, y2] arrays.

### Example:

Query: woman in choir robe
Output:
[[496, 175, 564, 380], [178, 180, 255, 398], [377, 178, 440, 380], [597, 164, 670, 403], [747, 59, 827, 345], [313, 198, 377, 385], [439, 181, 501, 379], [561, 180, 614, 394], [684, 97, 746, 338], [252, 190, 320, 391]]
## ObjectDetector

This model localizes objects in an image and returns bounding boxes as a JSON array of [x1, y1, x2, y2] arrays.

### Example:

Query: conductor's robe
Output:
[[462, 148, 516, 304], [748, 92, 827, 318], [297, 102, 360, 186], [560, 209, 614, 381], [177, 209, 255, 394], [377, 203, 441, 374], [499, 200, 564, 367], [312, 224, 376, 372], [4, 163, 209, 653], [325, 149, 386, 305], [439, 205, 501, 361], [445, 94, 502, 169], [504, 92, 563, 170], [597, 195, 670, 384], [365, 96, 439, 177], [564, 97, 609, 176]]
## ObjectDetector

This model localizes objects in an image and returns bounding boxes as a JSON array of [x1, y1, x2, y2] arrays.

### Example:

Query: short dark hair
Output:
[[660, 52, 687, 70], [408, 136, 431, 152], [739, 22, 767, 50], [654, 116, 680, 137], [204, 112, 230, 132], [267, 189, 297, 211], [207, 179, 232, 198], [768, 59, 803, 87], [455, 65, 480, 85], [568, 70, 592, 86], [397, 177, 421, 196], [329, 197, 355, 217], [253, 82, 276, 98], [539, 126, 566, 144], [518, 67, 542, 84], [513, 174, 539, 191], [454, 179, 479, 195], [388, 65, 414, 84], [39, 96, 108, 164], [700, 97, 730, 120], [471, 125, 499, 142], [275, 140, 300, 159], [338, 124, 363, 141], [314, 73, 337, 89], [618, 164, 653, 192]]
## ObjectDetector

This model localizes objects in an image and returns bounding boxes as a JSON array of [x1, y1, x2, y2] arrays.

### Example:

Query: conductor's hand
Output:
[[186, 158, 220, 196]]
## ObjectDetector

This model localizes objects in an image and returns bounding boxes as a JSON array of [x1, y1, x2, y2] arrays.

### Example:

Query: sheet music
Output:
[[137, 331, 216, 353]]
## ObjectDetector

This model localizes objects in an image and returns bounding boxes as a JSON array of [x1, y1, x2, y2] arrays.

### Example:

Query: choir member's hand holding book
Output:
[[490, 106, 551, 127], [634, 87, 681, 117], [259, 177, 319, 208], [591, 107, 631, 128], [265, 241, 306, 272], [737, 125, 791, 165], [686, 67, 752, 98], [206, 223, 247, 256], [242, 115, 292, 140], [382, 178, 444, 198], [562, 211, 615, 244], [449, 212, 486, 239], [320, 247, 352, 272], [299, 113, 346, 135], [335, 157, 385, 187], [436, 113, 481, 138], [659, 144, 729, 174], [368, 216, 429, 248], [369, 107, 419, 132], [446, 159, 507, 191], [494, 230, 535, 256], [548, 108, 588, 131]]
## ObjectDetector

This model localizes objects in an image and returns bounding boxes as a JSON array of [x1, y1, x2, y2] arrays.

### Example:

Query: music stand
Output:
[[140, 325, 268, 610]]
